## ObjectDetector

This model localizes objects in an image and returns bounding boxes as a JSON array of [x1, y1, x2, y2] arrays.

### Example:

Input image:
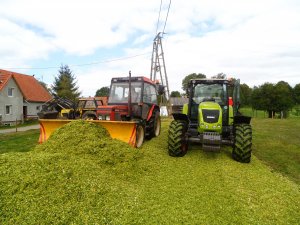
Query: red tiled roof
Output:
[[0, 69, 52, 102], [0, 70, 12, 91]]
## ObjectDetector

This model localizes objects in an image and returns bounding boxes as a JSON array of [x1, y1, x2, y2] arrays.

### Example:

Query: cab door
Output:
[[142, 82, 158, 120]]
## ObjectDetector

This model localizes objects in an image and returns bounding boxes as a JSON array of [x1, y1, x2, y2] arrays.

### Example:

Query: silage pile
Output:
[[35, 120, 142, 166], [0, 120, 144, 224]]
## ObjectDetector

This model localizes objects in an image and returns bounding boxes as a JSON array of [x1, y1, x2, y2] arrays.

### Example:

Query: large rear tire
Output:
[[232, 124, 252, 163], [168, 120, 188, 157]]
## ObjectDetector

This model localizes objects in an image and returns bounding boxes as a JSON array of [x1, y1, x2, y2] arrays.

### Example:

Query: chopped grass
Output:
[[0, 120, 299, 224]]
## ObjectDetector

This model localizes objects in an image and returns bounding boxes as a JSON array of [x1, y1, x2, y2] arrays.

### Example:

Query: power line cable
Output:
[[1, 52, 152, 70], [155, 0, 163, 35], [162, 0, 172, 35]]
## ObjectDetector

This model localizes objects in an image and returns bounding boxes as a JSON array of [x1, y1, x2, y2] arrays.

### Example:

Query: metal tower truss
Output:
[[150, 32, 171, 113]]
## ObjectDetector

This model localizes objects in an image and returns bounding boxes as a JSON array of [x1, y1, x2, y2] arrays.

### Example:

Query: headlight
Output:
[[105, 115, 110, 121]]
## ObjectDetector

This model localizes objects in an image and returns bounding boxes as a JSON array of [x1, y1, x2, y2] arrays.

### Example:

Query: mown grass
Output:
[[251, 118, 300, 184], [0, 129, 39, 154], [0, 120, 299, 224], [240, 107, 267, 118]]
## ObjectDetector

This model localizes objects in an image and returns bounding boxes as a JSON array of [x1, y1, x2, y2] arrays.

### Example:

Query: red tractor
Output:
[[96, 74, 163, 147]]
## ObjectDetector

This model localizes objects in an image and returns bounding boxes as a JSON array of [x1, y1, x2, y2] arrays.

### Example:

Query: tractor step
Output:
[[202, 132, 221, 152]]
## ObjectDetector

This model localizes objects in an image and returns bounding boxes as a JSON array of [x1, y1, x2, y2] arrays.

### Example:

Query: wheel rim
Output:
[[136, 125, 144, 148], [154, 116, 161, 136]]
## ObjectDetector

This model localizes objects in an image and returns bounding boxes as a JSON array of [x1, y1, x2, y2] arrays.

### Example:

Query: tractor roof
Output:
[[189, 78, 229, 85], [111, 76, 155, 85]]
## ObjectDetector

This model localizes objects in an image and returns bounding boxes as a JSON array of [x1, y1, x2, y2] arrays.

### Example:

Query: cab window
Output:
[[143, 83, 157, 104]]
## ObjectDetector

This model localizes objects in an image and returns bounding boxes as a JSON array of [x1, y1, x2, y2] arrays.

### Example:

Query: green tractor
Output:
[[168, 78, 252, 163]]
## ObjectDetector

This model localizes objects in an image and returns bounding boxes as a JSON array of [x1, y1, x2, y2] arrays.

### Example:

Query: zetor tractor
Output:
[[97, 74, 162, 147], [168, 78, 252, 163]]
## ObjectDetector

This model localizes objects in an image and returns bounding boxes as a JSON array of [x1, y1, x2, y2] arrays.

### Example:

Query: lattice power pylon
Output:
[[150, 32, 171, 115]]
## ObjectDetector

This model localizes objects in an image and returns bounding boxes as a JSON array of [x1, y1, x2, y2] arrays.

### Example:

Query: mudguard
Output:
[[233, 115, 251, 124], [172, 113, 189, 121]]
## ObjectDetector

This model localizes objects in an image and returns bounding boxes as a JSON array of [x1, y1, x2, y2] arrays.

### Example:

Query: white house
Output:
[[0, 69, 52, 126]]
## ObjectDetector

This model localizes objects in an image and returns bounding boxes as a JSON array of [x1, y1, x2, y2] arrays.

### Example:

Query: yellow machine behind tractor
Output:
[[38, 73, 163, 147]]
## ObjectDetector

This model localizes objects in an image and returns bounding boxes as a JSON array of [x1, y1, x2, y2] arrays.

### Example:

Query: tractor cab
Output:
[[186, 79, 231, 132], [97, 76, 159, 121]]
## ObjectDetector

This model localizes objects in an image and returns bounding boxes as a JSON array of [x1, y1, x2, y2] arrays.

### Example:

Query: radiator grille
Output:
[[202, 109, 219, 123]]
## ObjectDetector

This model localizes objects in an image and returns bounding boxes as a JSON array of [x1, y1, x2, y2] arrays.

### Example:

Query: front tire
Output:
[[150, 111, 161, 138], [232, 124, 252, 163], [136, 125, 145, 148], [168, 120, 188, 157]]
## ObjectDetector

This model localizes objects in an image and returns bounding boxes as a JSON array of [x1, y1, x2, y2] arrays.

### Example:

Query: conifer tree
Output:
[[52, 65, 81, 100]]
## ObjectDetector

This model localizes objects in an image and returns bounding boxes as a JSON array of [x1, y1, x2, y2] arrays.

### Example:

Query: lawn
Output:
[[251, 118, 300, 184], [0, 129, 39, 154], [0, 119, 299, 224]]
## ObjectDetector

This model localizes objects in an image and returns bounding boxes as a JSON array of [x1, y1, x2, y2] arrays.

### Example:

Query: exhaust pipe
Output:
[[128, 70, 132, 118]]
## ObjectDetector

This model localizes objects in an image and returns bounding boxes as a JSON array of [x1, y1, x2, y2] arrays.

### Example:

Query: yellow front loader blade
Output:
[[39, 119, 137, 147]]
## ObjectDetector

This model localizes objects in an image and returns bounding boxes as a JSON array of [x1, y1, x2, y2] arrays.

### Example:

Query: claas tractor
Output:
[[39, 73, 162, 148], [168, 78, 252, 163]]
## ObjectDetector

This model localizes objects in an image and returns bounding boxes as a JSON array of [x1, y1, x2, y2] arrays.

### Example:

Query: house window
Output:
[[36, 106, 40, 111], [8, 88, 14, 97], [6, 105, 12, 115]]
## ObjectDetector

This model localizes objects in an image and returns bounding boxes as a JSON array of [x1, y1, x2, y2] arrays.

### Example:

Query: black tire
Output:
[[150, 111, 161, 138], [82, 111, 97, 120], [168, 120, 188, 157], [136, 125, 145, 148], [232, 124, 252, 163]]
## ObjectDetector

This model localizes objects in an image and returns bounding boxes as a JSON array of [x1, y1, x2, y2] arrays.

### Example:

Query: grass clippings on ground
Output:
[[0, 119, 299, 224]]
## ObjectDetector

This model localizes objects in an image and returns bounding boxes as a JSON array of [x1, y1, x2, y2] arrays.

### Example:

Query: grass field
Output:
[[0, 129, 39, 154], [251, 118, 300, 184], [0, 119, 299, 224]]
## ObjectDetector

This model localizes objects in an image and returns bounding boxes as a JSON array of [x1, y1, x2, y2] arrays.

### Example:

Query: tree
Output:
[[251, 83, 276, 118], [38, 80, 51, 92], [182, 73, 206, 95], [273, 81, 293, 118], [251, 81, 294, 118], [211, 73, 227, 79], [293, 83, 300, 104], [52, 65, 81, 100], [240, 83, 252, 106], [293, 83, 300, 116], [170, 91, 181, 97], [95, 86, 110, 97]]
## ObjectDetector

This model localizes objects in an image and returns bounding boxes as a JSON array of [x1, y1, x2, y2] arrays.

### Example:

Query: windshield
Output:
[[108, 82, 142, 104], [193, 83, 227, 105]]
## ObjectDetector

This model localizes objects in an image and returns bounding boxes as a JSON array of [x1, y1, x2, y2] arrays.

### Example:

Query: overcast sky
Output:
[[1, 0, 299, 96]]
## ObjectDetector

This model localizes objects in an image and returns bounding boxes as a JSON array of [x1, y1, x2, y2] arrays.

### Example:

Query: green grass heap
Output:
[[36, 120, 141, 166]]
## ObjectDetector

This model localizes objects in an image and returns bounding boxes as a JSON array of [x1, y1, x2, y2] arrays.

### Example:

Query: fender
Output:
[[146, 105, 157, 121], [233, 115, 251, 124], [172, 113, 189, 122]]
